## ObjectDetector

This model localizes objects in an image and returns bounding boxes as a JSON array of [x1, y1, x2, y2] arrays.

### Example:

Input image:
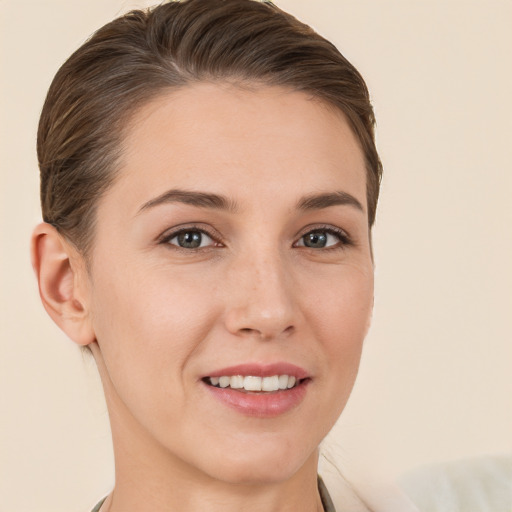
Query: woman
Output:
[[31, 1, 390, 510]]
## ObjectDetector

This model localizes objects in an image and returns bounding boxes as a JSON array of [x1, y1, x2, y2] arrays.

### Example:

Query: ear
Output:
[[31, 222, 95, 346]]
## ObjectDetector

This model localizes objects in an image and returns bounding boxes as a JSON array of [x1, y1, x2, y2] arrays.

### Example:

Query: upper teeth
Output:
[[208, 375, 298, 392]]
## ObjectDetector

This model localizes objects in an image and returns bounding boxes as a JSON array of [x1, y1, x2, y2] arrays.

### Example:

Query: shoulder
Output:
[[399, 455, 512, 512], [321, 472, 419, 512]]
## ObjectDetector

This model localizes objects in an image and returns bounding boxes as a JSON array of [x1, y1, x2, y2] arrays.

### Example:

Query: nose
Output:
[[223, 250, 298, 341]]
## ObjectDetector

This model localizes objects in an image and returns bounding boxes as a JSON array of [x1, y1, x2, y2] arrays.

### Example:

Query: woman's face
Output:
[[84, 83, 374, 484]]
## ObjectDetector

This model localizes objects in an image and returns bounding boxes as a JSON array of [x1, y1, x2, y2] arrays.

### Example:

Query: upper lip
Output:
[[204, 362, 309, 380]]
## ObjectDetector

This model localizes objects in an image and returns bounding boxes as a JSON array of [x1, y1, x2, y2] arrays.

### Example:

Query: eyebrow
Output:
[[138, 189, 239, 214], [296, 191, 364, 212], [137, 188, 364, 215]]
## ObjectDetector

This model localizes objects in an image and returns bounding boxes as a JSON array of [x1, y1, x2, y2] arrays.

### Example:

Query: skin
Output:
[[32, 83, 374, 512]]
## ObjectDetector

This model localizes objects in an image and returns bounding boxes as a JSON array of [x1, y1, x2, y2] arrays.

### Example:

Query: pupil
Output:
[[304, 232, 327, 248], [178, 231, 202, 248]]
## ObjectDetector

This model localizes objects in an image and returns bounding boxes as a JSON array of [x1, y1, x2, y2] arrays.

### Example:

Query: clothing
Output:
[[399, 455, 512, 512], [91, 476, 336, 512], [319, 475, 337, 511], [91, 497, 106, 512]]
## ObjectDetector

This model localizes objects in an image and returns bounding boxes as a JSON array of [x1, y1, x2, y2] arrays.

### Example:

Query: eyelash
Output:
[[295, 225, 353, 251], [158, 224, 353, 252], [158, 225, 221, 252]]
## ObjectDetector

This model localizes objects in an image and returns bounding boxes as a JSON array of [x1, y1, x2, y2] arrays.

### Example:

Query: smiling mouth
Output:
[[203, 375, 307, 393]]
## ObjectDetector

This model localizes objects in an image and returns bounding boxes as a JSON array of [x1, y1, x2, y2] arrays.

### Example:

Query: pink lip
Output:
[[202, 362, 310, 418], [205, 362, 309, 380]]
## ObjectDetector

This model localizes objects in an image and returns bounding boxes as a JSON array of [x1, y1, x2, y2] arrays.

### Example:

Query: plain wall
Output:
[[1, 1, 511, 511]]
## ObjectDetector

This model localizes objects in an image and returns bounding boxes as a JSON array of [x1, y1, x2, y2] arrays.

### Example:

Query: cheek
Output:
[[305, 263, 374, 345], [304, 264, 373, 403], [91, 257, 216, 341], [88, 259, 220, 407]]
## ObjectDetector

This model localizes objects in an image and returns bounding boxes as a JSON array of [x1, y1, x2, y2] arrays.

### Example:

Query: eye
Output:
[[295, 227, 351, 249], [165, 229, 216, 249]]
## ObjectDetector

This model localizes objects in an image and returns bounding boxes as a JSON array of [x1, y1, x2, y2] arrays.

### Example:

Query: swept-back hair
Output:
[[38, 0, 382, 255]]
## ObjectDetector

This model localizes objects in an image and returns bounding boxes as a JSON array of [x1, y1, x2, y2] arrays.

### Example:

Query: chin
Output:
[[207, 459, 306, 486], [195, 435, 318, 485]]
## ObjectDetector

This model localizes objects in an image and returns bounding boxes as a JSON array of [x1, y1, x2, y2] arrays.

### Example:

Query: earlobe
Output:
[[31, 223, 95, 346]]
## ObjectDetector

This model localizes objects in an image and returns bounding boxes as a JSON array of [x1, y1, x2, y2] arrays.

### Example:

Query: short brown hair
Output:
[[38, 0, 382, 255]]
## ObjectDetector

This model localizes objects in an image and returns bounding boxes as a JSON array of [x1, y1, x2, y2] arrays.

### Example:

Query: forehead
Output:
[[109, 82, 367, 215]]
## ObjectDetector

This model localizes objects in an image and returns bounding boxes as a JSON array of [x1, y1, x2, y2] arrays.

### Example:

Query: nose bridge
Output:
[[224, 240, 297, 339]]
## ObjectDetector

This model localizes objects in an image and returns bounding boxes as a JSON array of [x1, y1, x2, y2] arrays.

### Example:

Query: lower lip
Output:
[[203, 380, 309, 418]]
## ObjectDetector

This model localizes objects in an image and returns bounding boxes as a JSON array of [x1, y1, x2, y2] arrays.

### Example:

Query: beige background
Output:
[[1, 1, 511, 511]]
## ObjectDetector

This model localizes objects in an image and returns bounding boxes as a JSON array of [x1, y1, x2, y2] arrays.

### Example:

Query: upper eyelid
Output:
[[294, 225, 354, 251], [158, 224, 221, 243], [295, 224, 351, 239]]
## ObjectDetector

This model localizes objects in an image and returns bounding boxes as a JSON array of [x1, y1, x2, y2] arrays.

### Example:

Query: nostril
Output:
[[237, 325, 295, 340]]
